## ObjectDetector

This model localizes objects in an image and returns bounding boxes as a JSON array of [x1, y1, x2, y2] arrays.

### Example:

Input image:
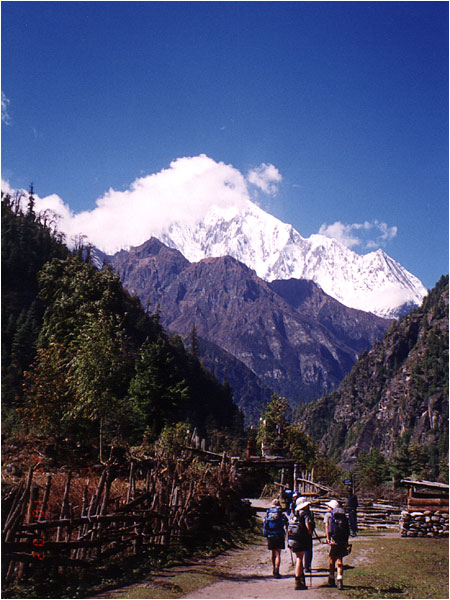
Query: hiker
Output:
[[324, 499, 350, 590], [287, 496, 315, 590], [263, 498, 288, 578], [289, 491, 299, 515], [347, 490, 358, 536], [283, 488, 293, 511]]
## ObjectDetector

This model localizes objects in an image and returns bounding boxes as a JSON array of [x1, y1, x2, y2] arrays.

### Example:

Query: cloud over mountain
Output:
[[2, 155, 396, 256], [319, 220, 398, 250], [247, 163, 282, 194]]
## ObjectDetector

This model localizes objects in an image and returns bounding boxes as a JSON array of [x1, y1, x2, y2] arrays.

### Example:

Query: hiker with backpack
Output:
[[262, 498, 288, 578], [324, 499, 350, 590], [287, 497, 315, 590]]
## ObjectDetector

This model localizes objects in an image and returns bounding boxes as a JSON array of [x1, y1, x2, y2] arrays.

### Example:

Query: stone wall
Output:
[[399, 510, 449, 537]]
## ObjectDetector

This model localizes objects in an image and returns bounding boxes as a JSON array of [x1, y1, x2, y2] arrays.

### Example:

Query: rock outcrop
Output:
[[300, 276, 449, 470]]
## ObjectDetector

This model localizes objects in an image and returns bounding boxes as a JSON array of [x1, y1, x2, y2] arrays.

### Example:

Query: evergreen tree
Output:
[[70, 312, 135, 461], [129, 335, 189, 441], [354, 449, 391, 488], [190, 323, 200, 358], [22, 340, 75, 443]]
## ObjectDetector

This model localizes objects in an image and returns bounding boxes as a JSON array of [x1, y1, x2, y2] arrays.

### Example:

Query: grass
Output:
[[340, 536, 449, 599]]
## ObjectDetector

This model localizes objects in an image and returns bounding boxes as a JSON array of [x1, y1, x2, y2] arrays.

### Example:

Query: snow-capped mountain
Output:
[[157, 199, 427, 319]]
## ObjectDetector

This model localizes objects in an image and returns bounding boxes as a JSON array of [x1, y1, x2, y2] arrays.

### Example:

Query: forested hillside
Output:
[[300, 275, 449, 482], [1, 191, 244, 462]]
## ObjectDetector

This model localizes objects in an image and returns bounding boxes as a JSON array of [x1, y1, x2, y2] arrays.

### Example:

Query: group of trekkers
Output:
[[262, 490, 358, 591]]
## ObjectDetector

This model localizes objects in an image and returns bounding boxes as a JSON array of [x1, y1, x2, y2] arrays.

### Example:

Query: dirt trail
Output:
[[93, 500, 396, 599], [180, 531, 335, 599], [171, 500, 389, 599]]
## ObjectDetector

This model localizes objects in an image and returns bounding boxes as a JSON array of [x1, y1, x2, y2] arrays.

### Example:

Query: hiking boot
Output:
[[337, 579, 344, 590], [328, 576, 336, 587], [294, 576, 307, 590], [273, 569, 281, 579]]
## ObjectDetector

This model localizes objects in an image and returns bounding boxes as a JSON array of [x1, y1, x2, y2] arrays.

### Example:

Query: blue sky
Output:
[[2, 1, 448, 289]]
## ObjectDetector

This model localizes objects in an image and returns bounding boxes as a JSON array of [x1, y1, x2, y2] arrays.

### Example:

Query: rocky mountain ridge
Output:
[[106, 237, 391, 422], [299, 275, 449, 470]]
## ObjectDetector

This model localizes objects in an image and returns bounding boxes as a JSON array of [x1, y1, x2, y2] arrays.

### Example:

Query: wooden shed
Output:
[[401, 479, 449, 511]]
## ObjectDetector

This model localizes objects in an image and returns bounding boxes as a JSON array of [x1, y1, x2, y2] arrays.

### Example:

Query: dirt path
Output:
[[93, 500, 397, 599], [180, 531, 335, 599]]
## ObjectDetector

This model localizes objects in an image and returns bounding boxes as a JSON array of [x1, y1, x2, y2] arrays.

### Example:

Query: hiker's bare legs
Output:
[[329, 554, 344, 587], [328, 555, 336, 581], [272, 549, 281, 571], [294, 551, 305, 578], [336, 557, 344, 586]]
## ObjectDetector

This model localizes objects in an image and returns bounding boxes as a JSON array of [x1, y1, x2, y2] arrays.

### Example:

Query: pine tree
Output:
[[22, 340, 75, 443], [129, 335, 189, 441], [70, 312, 134, 462], [190, 323, 200, 358]]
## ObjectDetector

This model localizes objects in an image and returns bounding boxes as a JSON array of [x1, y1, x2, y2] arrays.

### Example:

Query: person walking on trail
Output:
[[287, 497, 314, 590], [288, 492, 313, 572], [262, 498, 288, 579], [288, 491, 299, 516], [347, 490, 358, 536], [324, 499, 350, 590]]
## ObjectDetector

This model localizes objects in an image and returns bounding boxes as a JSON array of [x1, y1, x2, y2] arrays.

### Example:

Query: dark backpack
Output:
[[329, 507, 350, 545], [287, 510, 311, 543], [263, 507, 284, 538]]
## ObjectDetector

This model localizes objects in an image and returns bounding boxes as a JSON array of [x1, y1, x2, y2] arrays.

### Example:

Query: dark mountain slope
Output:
[[269, 278, 390, 354], [192, 337, 274, 425], [106, 237, 190, 310], [107, 241, 391, 419], [299, 275, 449, 472]]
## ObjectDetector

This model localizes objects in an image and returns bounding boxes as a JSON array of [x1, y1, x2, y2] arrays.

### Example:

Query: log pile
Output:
[[310, 498, 402, 530], [2, 450, 250, 585]]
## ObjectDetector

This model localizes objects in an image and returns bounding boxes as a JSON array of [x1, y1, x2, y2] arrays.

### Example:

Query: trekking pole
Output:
[[313, 529, 326, 544]]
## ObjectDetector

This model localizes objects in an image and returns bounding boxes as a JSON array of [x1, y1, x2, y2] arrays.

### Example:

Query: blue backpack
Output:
[[263, 507, 284, 538]]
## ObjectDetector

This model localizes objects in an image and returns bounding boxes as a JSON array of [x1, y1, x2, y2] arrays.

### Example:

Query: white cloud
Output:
[[319, 220, 397, 250], [4, 155, 259, 254], [247, 163, 282, 194], [1, 178, 13, 194], [1, 92, 11, 124]]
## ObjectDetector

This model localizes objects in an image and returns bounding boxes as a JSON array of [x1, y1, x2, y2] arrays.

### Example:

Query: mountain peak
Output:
[[156, 200, 427, 318]]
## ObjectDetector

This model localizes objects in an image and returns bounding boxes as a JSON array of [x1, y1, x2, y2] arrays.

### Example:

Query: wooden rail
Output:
[[2, 451, 247, 585]]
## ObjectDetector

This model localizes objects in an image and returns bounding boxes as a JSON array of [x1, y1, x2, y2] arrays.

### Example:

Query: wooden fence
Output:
[[311, 498, 403, 530], [269, 470, 403, 530], [2, 450, 244, 585]]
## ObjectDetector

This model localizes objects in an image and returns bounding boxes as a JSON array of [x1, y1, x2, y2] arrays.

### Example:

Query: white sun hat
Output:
[[296, 496, 310, 510]]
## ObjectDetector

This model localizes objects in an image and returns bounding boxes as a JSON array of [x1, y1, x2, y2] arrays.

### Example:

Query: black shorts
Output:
[[288, 539, 312, 553], [267, 535, 285, 550], [329, 544, 348, 559]]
